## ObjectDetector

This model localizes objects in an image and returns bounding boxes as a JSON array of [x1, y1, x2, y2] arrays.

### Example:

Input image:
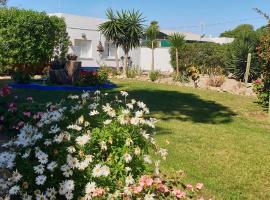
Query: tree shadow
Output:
[[126, 89, 236, 124]]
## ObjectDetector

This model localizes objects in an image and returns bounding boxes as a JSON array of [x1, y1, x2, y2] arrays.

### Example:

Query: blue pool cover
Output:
[[9, 82, 117, 91]]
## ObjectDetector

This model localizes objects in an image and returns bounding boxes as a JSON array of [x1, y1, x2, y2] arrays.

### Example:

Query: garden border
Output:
[[9, 82, 117, 91]]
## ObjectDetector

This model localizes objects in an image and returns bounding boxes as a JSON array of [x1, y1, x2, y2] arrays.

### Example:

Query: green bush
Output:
[[126, 66, 141, 78], [78, 70, 108, 86], [11, 71, 31, 84], [149, 70, 161, 82], [0, 8, 70, 75], [253, 79, 269, 108], [0, 91, 159, 199], [169, 42, 228, 75]]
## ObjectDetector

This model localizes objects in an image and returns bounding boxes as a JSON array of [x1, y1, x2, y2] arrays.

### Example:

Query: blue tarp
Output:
[[9, 82, 117, 91]]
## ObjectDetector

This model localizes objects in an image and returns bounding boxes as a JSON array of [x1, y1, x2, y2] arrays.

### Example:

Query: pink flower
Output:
[[153, 178, 162, 184], [255, 79, 262, 84], [8, 102, 17, 112], [172, 189, 186, 199], [0, 116, 4, 121], [23, 112, 31, 117], [196, 183, 204, 190], [16, 121, 24, 130], [0, 85, 11, 97], [132, 186, 143, 194], [158, 184, 169, 193], [186, 184, 193, 191], [26, 96, 33, 101], [139, 175, 153, 187], [33, 112, 44, 120], [92, 187, 105, 197]]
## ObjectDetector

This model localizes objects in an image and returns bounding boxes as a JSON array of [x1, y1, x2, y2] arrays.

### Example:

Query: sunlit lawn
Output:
[[1, 78, 270, 199]]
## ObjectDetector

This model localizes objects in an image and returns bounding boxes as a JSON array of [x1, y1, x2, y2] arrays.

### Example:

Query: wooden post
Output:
[[244, 53, 252, 86]]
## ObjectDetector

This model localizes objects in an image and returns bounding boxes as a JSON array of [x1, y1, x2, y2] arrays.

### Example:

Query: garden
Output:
[[0, 4, 270, 200]]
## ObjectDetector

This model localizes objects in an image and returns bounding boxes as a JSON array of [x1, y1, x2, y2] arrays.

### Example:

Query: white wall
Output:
[[139, 47, 173, 72]]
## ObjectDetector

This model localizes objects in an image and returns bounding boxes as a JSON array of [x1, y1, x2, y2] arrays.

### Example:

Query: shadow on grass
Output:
[[126, 89, 236, 124]]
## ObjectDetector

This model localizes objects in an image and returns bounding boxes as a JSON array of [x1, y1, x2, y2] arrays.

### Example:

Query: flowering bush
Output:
[[78, 70, 108, 86], [253, 78, 270, 107], [0, 85, 44, 136], [0, 91, 204, 199]]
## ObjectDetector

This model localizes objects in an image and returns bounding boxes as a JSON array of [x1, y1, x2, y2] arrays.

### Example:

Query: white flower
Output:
[[92, 164, 110, 177], [103, 119, 112, 125], [81, 92, 90, 99], [47, 161, 58, 171], [144, 155, 152, 164], [36, 193, 47, 200], [124, 153, 132, 163], [61, 164, 73, 177], [67, 155, 79, 169], [59, 180, 75, 197], [0, 152, 16, 169], [35, 150, 48, 164], [125, 174, 134, 186], [67, 124, 82, 131], [44, 139, 52, 146], [9, 185, 20, 195], [102, 103, 116, 117], [11, 169, 22, 182], [22, 193, 32, 200], [137, 101, 146, 109], [68, 95, 79, 99], [89, 110, 99, 116], [125, 167, 132, 172], [99, 141, 107, 151], [126, 103, 133, 110], [75, 135, 90, 146], [67, 146, 76, 154], [77, 115, 85, 125], [159, 148, 168, 160], [85, 182, 96, 194], [49, 125, 60, 134], [35, 175, 46, 185], [144, 193, 155, 200], [135, 110, 144, 118], [34, 164, 45, 175], [46, 188, 57, 199], [134, 147, 141, 156], [120, 91, 129, 97], [125, 138, 133, 146]]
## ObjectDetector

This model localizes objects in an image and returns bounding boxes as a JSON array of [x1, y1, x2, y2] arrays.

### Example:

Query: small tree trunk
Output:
[[123, 51, 129, 77], [151, 41, 154, 71], [176, 49, 179, 76], [115, 47, 120, 73]]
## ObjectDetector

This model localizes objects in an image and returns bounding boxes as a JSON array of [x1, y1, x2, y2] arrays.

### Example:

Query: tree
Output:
[[99, 8, 122, 72], [220, 24, 254, 38], [0, 8, 70, 74], [227, 30, 260, 80], [0, 0, 7, 6], [168, 33, 185, 75], [145, 21, 160, 71], [117, 10, 145, 76], [99, 9, 144, 76]]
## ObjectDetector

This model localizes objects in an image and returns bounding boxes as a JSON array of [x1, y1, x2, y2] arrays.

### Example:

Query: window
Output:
[[105, 42, 116, 58], [74, 40, 92, 59]]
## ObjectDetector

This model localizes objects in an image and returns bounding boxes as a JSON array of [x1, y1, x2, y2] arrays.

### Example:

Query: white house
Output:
[[50, 13, 234, 72]]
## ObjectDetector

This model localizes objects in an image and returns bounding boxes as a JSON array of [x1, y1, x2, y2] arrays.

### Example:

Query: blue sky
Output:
[[7, 0, 270, 36]]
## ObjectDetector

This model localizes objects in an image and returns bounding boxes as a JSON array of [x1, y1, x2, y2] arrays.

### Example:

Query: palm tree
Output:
[[169, 33, 185, 76], [116, 9, 145, 76], [145, 21, 160, 71], [99, 8, 122, 72]]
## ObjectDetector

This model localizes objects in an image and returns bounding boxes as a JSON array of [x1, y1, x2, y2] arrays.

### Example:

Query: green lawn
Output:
[[2, 79, 270, 199]]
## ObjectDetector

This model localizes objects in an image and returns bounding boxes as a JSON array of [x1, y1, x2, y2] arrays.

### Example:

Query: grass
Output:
[[1, 78, 270, 199]]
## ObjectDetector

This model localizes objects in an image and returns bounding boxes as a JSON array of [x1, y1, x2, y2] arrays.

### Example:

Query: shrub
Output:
[[11, 71, 32, 84], [149, 71, 161, 82], [78, 70, 108, 86], [256, 22, 270, 108], [0, 91, 205, 199], [173, 72, 190, 83], [253, 79, 269, 108], [0, 8, 70, 75], [207, 75, 226, 87], [0, 85, 44, 136], [126, 66, 141, 78]]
